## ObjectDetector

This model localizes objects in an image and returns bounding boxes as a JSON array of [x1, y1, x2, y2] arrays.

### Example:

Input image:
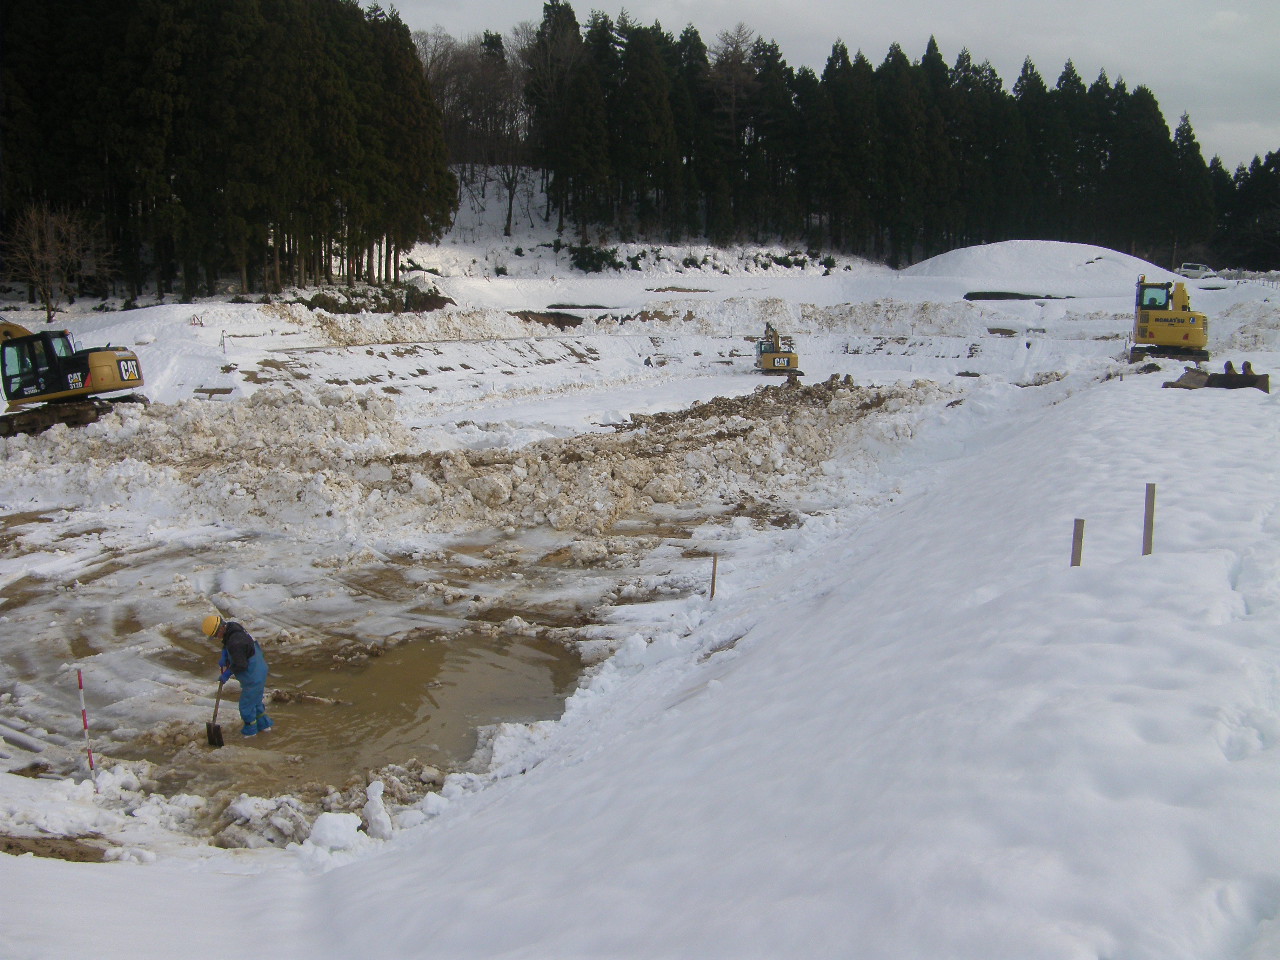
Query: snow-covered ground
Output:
[[3, 194, 1280, 958]]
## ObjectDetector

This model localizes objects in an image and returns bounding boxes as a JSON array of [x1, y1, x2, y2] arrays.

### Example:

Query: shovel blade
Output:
[[206, 722, 224, 748]]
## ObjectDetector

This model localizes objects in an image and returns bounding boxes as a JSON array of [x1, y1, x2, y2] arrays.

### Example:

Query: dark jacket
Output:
[[221, 621, 259, 675]]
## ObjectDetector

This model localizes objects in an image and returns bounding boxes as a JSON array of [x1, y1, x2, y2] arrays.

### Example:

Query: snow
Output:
[[3, 195, 1280, 959], [306, 812, 364, 852]]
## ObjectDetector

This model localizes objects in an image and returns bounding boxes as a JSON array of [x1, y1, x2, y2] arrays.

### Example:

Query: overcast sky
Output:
[[389, 0, 1277, 173]]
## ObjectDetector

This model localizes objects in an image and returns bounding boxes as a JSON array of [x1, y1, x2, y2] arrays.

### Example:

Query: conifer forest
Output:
[[2, 0, 1277, 299]]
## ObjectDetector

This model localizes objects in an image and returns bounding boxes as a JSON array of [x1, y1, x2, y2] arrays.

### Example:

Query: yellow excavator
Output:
[[1129, 275, 1210, 364], [0, 321, 146, 437], [1129, 276, 1269, 392], [754, 322, 803, 376]]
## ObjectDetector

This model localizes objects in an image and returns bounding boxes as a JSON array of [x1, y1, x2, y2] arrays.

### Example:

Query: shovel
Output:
[[207, 680, 225, 748]]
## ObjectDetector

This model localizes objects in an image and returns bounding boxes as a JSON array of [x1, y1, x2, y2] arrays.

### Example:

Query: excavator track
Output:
[[0, 394, 148, 439]]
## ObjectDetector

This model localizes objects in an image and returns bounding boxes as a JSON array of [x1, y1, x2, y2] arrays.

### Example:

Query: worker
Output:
[[202, 614, 273, 737]]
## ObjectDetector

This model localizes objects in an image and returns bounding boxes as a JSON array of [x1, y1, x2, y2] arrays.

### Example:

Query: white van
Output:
[[1176, 263, 1216, 279]]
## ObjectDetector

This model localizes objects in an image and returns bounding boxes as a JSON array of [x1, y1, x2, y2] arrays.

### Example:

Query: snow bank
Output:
[[903, 239, 1175, 296]]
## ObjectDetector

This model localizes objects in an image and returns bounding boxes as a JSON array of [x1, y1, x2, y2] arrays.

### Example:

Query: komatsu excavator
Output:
[[1128, 276, 1269, 392], [754, 322, 803, 376], [0, 322, 146, 437], [1129, 275, 1210, 364]]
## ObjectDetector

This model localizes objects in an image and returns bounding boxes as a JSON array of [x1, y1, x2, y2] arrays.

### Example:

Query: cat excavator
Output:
[[0, 322, 146, 437], [754, 322, 803, 376]]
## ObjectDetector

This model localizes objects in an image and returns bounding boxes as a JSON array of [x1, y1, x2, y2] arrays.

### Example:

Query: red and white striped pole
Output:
[[76, 669, 99, 793]]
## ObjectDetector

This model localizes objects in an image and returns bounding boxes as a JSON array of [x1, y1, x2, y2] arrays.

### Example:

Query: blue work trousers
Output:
[[235, 651, 269, 726]]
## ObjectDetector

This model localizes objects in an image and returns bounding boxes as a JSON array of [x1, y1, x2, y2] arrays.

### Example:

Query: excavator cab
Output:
[[2, 329, 77, 403]]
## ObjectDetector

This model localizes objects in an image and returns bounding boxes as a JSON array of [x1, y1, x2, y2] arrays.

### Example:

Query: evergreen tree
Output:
[[525, 0, 583, 229], [790, 66, 831, 243], [708, 24, 758, 241], [1208, 156, 1237, 255], [1228, 154, 1280, 268], [820, 44, 880, 255], [303, 0, 365, 286], [1169, 113, 1214, 262], [613, 23, 679, 234], [8, 4, 1266, 284], [673, 26, 721, 238], [1012, 58, 1056, 237], [98, 0, 188, 296], [370, 8, 456, 271], [582, 11, 623, 222], [1105, 83, 1177, 257], [743, 38, 799, 238], [874, 43, 930, 265], [1084, 70, 1122, 244], [561, 59, 612, 236], [987, 87, 1031, 242], [0, 1, 57, 227], [1049, 61, 1092, 240], [918, 38, 958, 254]]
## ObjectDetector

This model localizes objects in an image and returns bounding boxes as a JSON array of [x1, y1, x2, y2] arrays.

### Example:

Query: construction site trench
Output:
[[0, 375, 947, 849]]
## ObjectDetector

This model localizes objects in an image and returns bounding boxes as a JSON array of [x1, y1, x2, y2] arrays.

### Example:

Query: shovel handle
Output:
[[212, 679, 225, 724]]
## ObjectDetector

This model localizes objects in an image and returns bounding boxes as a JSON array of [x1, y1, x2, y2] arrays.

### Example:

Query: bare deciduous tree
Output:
[[418, 26, 535, 237], [414, 27, 469, 164], [2, 205, 114, 323], [710, 24, 758, 153]]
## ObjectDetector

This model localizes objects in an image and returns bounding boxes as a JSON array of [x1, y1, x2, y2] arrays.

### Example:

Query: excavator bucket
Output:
[[1162, 361, 1269, 393]]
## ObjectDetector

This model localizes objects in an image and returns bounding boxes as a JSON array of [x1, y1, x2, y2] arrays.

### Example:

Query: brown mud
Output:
[[0, 832, 109, 862]]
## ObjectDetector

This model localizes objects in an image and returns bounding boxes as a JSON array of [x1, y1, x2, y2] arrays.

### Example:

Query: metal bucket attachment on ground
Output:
[[1162, 361, 1269, 394]]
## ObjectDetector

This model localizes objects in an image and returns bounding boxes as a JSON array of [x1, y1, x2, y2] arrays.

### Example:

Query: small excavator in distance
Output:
[[754, 322, 804, 376], [1129, 275, 1210, 364], [1128, 276, 1269, 392], [0, 321, 146, 437]]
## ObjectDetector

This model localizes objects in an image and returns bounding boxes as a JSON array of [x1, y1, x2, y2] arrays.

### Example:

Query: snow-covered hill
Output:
[[3, 217, 1280, 959]]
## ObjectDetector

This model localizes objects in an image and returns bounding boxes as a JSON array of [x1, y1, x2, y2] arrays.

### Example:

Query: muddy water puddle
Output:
[[0, 510, 713, 809], [140, 626, 579, 799]]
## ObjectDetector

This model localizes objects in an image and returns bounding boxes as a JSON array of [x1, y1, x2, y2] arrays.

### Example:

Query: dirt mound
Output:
[[0, 832, 109, 862], [0, 376, 951, 542]]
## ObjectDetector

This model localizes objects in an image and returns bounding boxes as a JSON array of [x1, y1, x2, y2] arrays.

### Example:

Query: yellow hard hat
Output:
[[201, 614, 223, 637]]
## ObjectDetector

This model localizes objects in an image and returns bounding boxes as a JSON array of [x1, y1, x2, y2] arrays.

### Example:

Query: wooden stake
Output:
[[1071, 518, 1085, 567], [76, 669, 99, 794], [710, 555, 719, 600], [1142, 483, 1156, 556]]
